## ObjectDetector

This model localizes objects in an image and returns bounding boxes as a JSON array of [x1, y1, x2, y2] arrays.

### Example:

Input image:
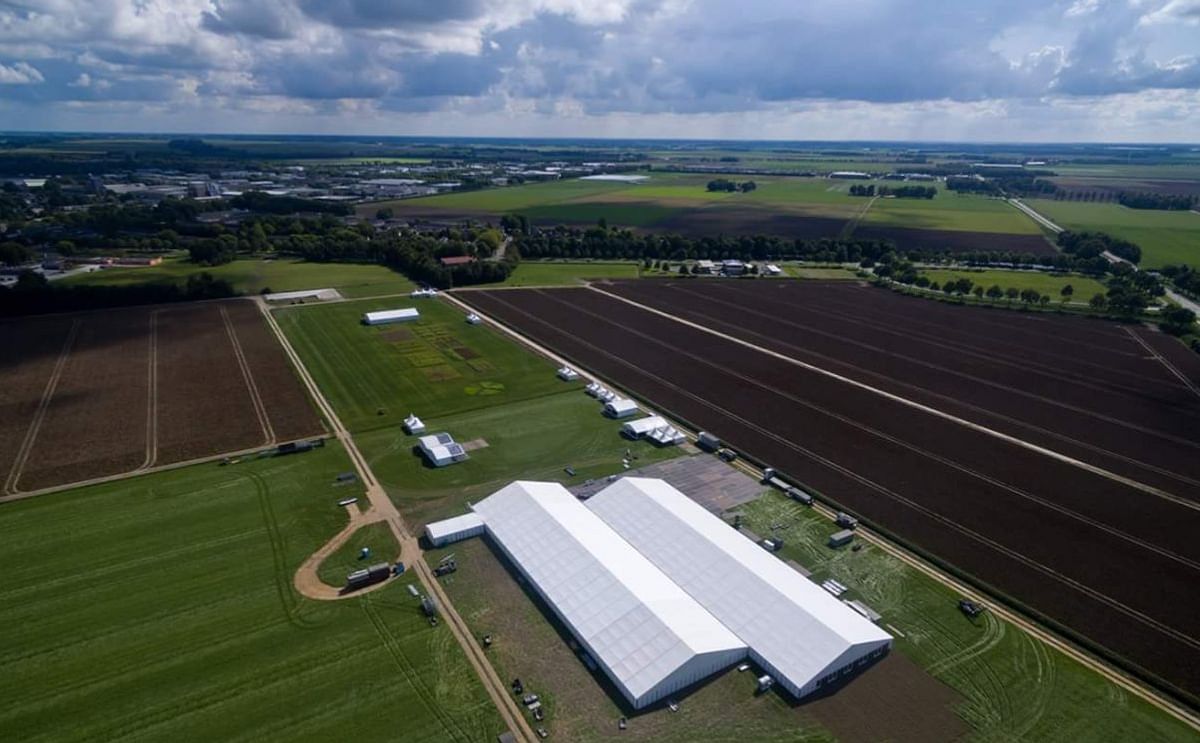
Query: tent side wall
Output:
[[635, 646, 748, 708], [791, 640, 892, 698]]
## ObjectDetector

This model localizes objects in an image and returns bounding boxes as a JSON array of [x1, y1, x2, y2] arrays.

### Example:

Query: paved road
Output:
[[1010, 198, 1200, 320]]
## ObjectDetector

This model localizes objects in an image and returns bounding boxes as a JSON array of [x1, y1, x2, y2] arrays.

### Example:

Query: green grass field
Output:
[[735, 491, 1197, 742], [0, 445, 502, 742], [861, 194, 1042, 234], [61, 257, 414, 298], [275, 297, 564, 433], [917, 268, 1107, 299], [363, 173, 867, 228], [316, 520, 400, 586], [1028, 199, 1200, 268], [358, 391, 685, 527], [499, 261, 642, 286]]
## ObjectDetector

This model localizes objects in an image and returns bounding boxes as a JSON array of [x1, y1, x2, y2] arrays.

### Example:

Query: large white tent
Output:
[[471, 482, 746, 709], [587, 478, 892, 698]]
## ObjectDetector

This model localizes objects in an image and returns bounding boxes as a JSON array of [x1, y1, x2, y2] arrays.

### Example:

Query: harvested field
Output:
[[16, 309, 150, 491], [457, 284, 1200, 703], [223, 301, 324, 444], [852, 225, 1057, 255], [0, 299, 322, 493], [155, 303, 267, 462], [0, 316, 76, 491], [654, 210, 848, 239]]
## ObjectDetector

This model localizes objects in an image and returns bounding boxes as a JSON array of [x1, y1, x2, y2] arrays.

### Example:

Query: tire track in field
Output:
[[635, 283, 1200, 498], [928, 611, 1006, 676], [221, 305, 275, 448], [360, 592, 470, 743], [3, 319, 80, 495], [664, 283, 1200, 447], [250, 471, 316, 629], [478, 289, 1200, 651], [1126, 327, 1200, 402], [141, 310, 160, 469]]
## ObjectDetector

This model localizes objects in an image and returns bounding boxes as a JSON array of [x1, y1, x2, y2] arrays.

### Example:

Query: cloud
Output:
[[0, 0, 1196, 140], [0, 61, 44, 84], [1140, 0, 1200, 25]]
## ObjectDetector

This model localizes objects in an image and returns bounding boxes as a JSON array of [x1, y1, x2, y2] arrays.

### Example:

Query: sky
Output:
[[0, 0, 1198, 142]]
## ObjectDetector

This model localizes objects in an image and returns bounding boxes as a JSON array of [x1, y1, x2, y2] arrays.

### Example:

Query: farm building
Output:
[[587, 478, 892, 699], [462, 477, 891, 708], [721, 260, 746, 276], [362, 308, 419, 325], [417, 432, 469, 467], [264, 288, 337, 302], [830, 171, 871, 179], [604, 398, 640, 419], [425, 513, 485, 547], [471, 481, 747, 709]]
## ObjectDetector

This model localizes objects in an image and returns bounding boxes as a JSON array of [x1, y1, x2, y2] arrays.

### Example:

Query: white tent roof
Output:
[[587, 478, 891, 696], [426, 512, 484, 545], [604, 398, 639, 416], [622, 416, 668, 436], [471, 482, 745, 705], [363, 308, 419, 324]]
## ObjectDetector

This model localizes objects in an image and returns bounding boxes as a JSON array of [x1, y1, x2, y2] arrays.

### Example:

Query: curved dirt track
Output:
[[292, 507, 398, 601]]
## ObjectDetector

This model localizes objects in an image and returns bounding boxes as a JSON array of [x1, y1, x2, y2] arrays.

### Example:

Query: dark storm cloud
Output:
[[201, 1, 296, 40]]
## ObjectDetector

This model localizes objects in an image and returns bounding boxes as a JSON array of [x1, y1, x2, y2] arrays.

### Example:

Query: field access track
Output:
[[0, 299, 324, 494], [458, 284, 1200, 702]]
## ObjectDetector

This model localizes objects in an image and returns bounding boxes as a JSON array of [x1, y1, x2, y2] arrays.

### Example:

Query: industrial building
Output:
[[362, 308, 419, 325], [472, 482, 747, 709], [588, 478, 892, 699], [434, 477, 891, 708]]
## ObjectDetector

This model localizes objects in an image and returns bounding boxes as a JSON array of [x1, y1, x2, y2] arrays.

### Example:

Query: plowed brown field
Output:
[[457, 281, 1200, 704], [0, 299, 323, 493]]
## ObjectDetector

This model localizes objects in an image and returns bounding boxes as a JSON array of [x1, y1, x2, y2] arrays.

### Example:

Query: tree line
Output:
[[706, 179, 757, 193], [849, 184, 936, 198], [1056, 230, 1141, 264], [1116, 192, 1197, 211], [0, 271, 235, 317]]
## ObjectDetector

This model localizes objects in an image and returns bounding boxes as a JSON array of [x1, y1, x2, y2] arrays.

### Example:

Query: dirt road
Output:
[[256, 297, 536, 743]]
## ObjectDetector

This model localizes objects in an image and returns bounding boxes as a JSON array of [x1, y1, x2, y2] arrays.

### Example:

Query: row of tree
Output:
[[1117, 192, 1197, 211], [1056, 230, 1141, 264], [0, 271, 235, 317], [706, 179, 758, 193], [848, 184, 936, 198]]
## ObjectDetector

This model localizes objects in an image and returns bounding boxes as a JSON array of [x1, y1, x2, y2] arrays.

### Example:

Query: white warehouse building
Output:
[[472, 481, 747, 709], [587, 478, 893, 698], [362, 308, 419, 325], [460, 477, 892, 709]]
